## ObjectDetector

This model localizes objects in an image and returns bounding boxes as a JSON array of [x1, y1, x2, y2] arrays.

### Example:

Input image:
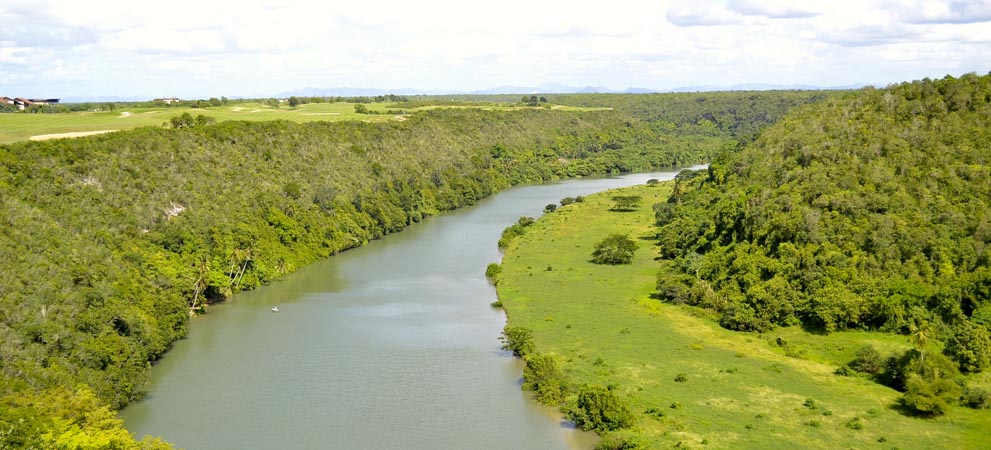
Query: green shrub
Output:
[[485, 263, 502, 283], [500, 326, 535, 358], [844, 417, 864, 430], [498, 216, 535, 249], [850, 345, 885, 375], [961, 386, 991, 409], [568, 385, 634, 432], [522, 353, 565, 404]]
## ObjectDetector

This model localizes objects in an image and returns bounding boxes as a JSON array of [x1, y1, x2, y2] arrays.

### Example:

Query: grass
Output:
[[0, 102, 607, 144], [497, 183, 990, 449]]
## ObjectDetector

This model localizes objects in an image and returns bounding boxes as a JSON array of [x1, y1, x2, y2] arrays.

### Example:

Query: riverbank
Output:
[[121, 172, 701, 449], [496, 183, 980, 449]]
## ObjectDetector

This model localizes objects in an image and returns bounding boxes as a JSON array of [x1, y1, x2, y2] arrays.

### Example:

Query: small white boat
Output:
[[271, 306, 279, 312]]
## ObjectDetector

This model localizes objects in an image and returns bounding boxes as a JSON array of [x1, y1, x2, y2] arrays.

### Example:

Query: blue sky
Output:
[[1, 0, 989, 98]]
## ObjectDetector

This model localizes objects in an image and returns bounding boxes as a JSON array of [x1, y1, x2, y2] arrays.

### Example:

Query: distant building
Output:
[[154, 97, 180, 104], [6, 97, 59, 110]]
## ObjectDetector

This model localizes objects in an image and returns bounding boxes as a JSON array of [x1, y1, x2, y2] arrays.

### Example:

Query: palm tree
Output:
[[910, 322, 932, 363], [190, 258, 209, 314], [234, 247, 252, 289]]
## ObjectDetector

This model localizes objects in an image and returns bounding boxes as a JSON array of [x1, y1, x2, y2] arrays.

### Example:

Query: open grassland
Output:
[[497, 184, 990, 449], [0, 101, 603, 144]]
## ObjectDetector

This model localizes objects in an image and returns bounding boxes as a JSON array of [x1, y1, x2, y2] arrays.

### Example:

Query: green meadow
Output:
[[497, 184, 990, 449], [0, 101, 600, 144]]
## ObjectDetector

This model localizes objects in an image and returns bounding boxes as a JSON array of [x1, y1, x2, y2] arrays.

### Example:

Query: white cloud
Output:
[[667, 3, 742, 26], [727, 0, 823, 18], [896, 0, 991, 24], [0, 0, 988, 97]]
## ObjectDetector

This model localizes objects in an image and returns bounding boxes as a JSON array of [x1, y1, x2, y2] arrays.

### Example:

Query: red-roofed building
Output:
[[7, 97, 59, 110]]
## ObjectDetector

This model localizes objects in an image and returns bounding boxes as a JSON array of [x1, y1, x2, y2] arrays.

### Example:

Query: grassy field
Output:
[[497, 184, 990, 449], [0, 101, 603, 144]]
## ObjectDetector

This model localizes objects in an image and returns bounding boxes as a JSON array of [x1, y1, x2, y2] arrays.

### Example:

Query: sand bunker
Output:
[[118, 112, 132, 118], [30, 130, 118, 141]]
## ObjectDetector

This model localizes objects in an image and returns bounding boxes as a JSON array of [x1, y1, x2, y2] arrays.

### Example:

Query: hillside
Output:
[[654, 73, 991, 422], [656, 73, 991, 335]]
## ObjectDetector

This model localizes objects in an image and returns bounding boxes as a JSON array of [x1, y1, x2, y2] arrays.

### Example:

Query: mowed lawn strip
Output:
[[498, 183, 984, 449]]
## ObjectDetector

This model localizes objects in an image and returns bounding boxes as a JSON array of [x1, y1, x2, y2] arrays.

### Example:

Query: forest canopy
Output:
[[654, 73, 991, 349]]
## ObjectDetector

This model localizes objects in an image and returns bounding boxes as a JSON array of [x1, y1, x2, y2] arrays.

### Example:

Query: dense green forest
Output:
[[655, 73, 991, 415], [550, 90, 838, 137], [0, 107, 727, 447]]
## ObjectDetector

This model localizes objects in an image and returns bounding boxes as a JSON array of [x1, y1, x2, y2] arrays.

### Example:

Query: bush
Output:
[[543, 203, 557, 213], [522, 353, 565, 404], [485, 263, 502, 283], [568, 385, 634, 432], [591, 234, 637, 265], [498, 216, 535, 249], [850, 345, 885, 375], [674, 373, 688, 382], [961, 386, 991, 409], [595, 432, 648, 450], [902, 374, 961, 416], [500, 326, 535, 358]]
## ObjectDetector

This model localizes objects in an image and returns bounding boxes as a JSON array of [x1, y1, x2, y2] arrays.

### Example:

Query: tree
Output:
[[610, 195, 641, 211], [591, 234, 637, 265], [190, 258, 209, 312], [943, 322, 991, 373], [900, 352, 962, 416], [169, 112, 195, 129], [288, 96, 300, 109], [568, 385, 633, 432], [194, 114, 216, 126], [354, 103, 368, 114], [910, 322, 932, 363]]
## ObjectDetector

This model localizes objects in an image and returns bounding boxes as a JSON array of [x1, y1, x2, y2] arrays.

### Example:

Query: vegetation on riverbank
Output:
[[0, 105, 729, 447], [496, 183, 990, 449]]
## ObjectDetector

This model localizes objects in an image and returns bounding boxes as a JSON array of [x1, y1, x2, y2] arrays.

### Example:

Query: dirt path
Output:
[[30, 130, 118, 141]]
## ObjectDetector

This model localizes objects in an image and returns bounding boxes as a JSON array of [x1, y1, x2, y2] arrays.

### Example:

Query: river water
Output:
[[121, 166, 705, 450]]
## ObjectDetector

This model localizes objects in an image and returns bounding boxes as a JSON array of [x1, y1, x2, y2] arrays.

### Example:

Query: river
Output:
[[121, 166, 706, 450]]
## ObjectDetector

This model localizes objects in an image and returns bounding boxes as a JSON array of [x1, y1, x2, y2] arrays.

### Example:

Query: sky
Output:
[[1, 0, 990, 99]]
